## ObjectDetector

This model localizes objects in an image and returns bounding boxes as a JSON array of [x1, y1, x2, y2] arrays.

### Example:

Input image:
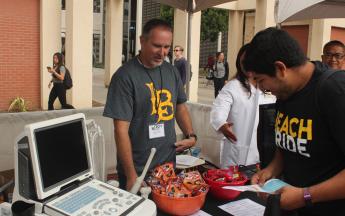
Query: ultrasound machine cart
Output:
[[12, 113, 156, 216]]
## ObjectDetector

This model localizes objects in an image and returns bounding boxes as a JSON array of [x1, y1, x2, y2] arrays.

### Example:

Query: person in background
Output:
[[210, 44, 275, 168], [321, 40, 345, 70], [173, 45, 187, 86], [103, 19, 196, 191], [213, 51, 229, 97], [245, 27, 345, 215], [47, 52, 74, 110]]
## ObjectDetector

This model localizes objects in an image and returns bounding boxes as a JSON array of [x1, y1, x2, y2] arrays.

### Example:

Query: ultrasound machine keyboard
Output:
[[45, 180, 145, 216], [53, 186, 105, 214]]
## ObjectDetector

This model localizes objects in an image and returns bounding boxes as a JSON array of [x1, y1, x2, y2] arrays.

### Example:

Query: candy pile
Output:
[[147, 163, 208, 198], [204, 166, 247, 183]]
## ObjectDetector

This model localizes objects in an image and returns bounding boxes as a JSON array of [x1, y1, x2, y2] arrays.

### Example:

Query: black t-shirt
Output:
[[275, 61, 345, 215]]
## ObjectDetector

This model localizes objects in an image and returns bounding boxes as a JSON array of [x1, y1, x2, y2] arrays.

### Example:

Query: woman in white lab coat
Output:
[[210, 44, 275, 168]]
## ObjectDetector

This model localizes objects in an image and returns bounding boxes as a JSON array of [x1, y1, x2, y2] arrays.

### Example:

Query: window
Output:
[[93, 34, 101, 64], [93, 0, 101, 13], [62, 0, 65, 10]]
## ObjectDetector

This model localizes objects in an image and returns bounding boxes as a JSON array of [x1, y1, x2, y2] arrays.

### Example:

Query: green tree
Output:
[[201, 8, 228, 42], [160, 6, 228, 42], [160, 5, 174, 27]]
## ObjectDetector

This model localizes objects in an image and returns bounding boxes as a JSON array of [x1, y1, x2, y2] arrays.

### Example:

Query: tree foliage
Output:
[[160, 5, 174, 28], [201, 8, 228, 42], [160, 6, 228, 42]]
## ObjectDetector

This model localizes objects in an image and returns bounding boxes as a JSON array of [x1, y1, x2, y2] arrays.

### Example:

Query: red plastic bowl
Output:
[[151, 189, 208, 216], [203, 172, 248, 200]]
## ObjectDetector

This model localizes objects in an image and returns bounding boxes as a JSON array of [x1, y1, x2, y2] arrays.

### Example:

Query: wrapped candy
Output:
[[147, 163, 208, 198]]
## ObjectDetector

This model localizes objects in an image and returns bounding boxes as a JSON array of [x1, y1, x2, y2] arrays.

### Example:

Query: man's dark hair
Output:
[[142, 18, 172, 38], [243, 27, 308, 77], [323, 40, 345, 53]]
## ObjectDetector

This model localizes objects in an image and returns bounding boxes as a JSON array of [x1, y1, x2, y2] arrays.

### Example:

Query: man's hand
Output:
[[251, 168, 274, 185], [219, 123, 237, 142], [251, 168, 274, 200], [48, 82, 52, 89], [175, 137, 196, 152], [278, 186, 305, 210]]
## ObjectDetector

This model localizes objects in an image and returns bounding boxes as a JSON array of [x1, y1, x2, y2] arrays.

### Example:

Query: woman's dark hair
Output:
[[53, 52, 64, 72], [235, 44, 251, 96], [216, 51, 224, 61], [243, 27, 307, 77]]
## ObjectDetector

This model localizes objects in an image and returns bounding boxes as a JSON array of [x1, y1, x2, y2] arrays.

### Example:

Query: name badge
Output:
[[149, 123, 165, 139]]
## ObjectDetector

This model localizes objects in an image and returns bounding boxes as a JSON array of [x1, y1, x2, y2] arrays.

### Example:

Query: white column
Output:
[[65, 0, 93, 108], [173, 9, 200, 102], [188, 11, 201, 102], [105, 0, 123, 87], [308, 19, 328, 61], [136, 0, 143, 55], [254, 0, 276, 33], [228, 10, 244, 78], [217, 32, 222, 52], [173, 9, 188, 62], [40, 0, 61, 110]]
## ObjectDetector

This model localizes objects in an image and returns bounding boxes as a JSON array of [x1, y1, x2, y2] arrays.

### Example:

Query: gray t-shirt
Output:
[[103, 57, 187, 176], [52, 65, 65, 83], [214, 62, 225, 78]]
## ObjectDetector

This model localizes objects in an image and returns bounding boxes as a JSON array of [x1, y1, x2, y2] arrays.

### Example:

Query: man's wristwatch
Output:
[[303, 187, 313, 208], [185, 133, 197, 141]]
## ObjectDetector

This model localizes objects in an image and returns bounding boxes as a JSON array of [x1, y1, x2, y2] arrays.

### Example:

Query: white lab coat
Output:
[[210, 79, 276, 168]]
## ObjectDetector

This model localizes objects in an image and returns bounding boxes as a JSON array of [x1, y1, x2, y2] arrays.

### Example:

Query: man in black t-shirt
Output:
[[244, 28, 345, 215]]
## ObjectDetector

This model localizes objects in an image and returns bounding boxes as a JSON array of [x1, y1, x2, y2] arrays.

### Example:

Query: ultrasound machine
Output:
[[12, 113, 156, 216]]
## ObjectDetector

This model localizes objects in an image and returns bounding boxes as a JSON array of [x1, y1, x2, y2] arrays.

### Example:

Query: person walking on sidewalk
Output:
[[47, 52, 74, 110], [213, 51, 229, 97]]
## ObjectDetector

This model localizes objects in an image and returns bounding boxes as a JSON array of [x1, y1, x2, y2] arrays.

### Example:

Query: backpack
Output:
[[206, 68, 214, 80], [63, 68, 73, 89]]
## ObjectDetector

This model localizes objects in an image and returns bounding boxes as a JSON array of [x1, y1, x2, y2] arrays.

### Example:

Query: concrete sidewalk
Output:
[[92, 68, 215, 106]]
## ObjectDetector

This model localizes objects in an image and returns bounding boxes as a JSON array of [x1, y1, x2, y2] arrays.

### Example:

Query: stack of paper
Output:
[[176, 155, 205, 169], [223, 178, 289, 194]]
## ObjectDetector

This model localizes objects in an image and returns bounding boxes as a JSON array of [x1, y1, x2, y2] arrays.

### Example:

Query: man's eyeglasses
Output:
[[173, 49, 180, 52], [323, 53, 345, 60]]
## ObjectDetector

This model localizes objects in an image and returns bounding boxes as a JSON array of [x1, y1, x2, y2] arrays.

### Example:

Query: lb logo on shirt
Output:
[[275, 111, 312, 158], [146, 82, 174, 122]]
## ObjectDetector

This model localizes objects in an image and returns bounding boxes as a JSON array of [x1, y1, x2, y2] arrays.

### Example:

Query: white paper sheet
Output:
[[218, 198, 265, 216], [189, 210, 212, 216], [223, 178, 289, 194], [176, 155, 199, 166]]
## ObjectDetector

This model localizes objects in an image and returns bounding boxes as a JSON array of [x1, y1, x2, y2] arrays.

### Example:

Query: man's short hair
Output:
[[323, 40, 345, 53], [142, 18, 172, 38], [174, 45, 184, 51], [243, 27, 307, 76]]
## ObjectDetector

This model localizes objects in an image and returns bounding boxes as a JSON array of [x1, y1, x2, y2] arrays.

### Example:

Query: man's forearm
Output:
[[266, 149, 284, 177], [176, 103, 194, 135], [114, 120, 137, 180], [309, 169, 345, 203]]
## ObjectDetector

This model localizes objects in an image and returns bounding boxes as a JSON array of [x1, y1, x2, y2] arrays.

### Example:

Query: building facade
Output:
[[1, 0, 345, 111]]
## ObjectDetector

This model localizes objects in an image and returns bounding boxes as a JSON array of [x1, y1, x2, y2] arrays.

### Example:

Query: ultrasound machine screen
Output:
[[34, 119, 89, 190]]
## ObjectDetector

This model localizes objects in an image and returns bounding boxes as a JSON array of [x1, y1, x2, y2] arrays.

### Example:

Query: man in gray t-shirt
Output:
[[103, 19, 197, 191]]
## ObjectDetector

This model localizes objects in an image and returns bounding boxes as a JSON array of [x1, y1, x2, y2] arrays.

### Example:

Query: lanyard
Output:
[[137, 56, 164, 120], [144, 67, 163, 118]]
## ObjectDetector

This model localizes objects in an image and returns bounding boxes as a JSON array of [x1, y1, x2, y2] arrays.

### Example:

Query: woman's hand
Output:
[[48, 82, 52, 89], [219, 123, 237, 142]]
